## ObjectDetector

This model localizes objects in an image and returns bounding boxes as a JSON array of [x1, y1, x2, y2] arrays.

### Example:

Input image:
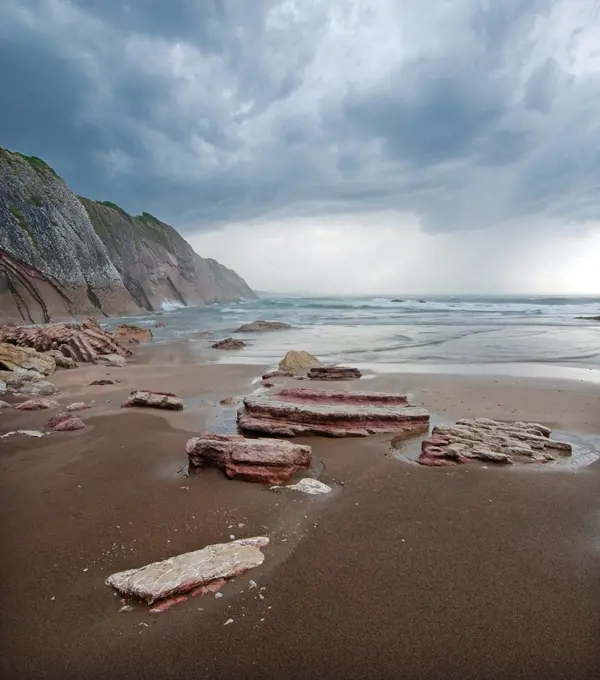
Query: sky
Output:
[[1, 0, 599, 295]]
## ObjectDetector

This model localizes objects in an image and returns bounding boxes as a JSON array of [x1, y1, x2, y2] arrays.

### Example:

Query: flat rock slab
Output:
[[235, 320, 292, 332], [186, 433, 311, 484], [420, 417, 572, 466], [122, 390, 184, 410], [0, 342, 56, 376], [307, 366, 362, 381], [106, 536, 269, 604], [237, 387, 429, 437], [14, 398, 60, 411]]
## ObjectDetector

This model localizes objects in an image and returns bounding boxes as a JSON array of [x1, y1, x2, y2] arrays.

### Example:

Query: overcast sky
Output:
[[1, 0, 599, 295]]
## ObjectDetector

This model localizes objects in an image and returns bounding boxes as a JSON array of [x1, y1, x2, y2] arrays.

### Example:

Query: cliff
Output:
[[0, 148, 255, 323]]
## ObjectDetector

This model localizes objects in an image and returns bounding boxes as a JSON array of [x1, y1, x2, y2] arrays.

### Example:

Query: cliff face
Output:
[[0, 148, 255, 323]]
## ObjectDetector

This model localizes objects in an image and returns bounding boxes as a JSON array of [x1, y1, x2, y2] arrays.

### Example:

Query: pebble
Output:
[[224, 618, 233, 626], [215, 592, 223, 599]]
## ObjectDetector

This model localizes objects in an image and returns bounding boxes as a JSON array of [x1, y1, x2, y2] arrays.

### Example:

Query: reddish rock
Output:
[[0, 320, 130, 363], [237, 387, 429, 438], [186, 433, 311, 484], [307, 366, 362, 381], [234, 320, 292, 332], [212, 337, 246, 350], [45, 412, 86, 431], [14, 398, 60, 411], [122, 390, 184, 410], [419, 417, 572, 467], [149, 595, 189, 613], [190, 578, 226, 597], [114, 324, 153, 344]]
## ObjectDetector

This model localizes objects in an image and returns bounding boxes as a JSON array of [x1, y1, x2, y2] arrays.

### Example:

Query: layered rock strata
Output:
[[307, 366, 362, 381]]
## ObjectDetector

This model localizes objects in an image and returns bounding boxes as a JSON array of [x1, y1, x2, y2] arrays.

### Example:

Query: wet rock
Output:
[[237, 387, 429, 438], [192, 330, 214, 339], [235, 320, 292, 332], [278, 350, 321, 374], [89, 378, 121, 386], [45, 412, 86, 431], [186, 433, 311, 484], [105, 536, 269, 604], [419, 417, 572, 467], [262, 369, 294, 380], [261, 381, 275, 388], [576, 315, 600, 321], [212, 337, 246, 350], [114, 324, 153, 344], [307, 366, 362, 381], [97, 354, 127, 368], [0, 429, 47, 439], [14, 398, 60, 411], [272, 478, 333, 495], [47, 350, 78, 369], [219, 396, 241, 406], [0, 342, 56, 375], [0, 321, 130, 363], [122, 390, 184, 410], [66, 402, 92, 412], [149, 595, 188, 613], [0, 370, 59, 396], [154, 321, 167, 328], [0, 399, 12, 409]]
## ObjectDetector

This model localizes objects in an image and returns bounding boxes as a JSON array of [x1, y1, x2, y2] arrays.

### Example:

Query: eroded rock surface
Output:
[[419, 417, 572, 466], [278, 350, 321, 373], [106, 536, 269, 604], [14, 398, 60, 411], [0, 342, 56, 375], [307, 366, 362, 381], [114, 324, 152, 344], [186, 433, 311, 484], [122, 390, 184, 410], [238, 387, 429, 437], [45, 412, 86, 431], [212, 337, 246, 350], [235, 320, 292, 332]]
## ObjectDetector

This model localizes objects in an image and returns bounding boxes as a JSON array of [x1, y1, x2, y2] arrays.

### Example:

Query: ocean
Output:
[[111, 294, 600, 381]]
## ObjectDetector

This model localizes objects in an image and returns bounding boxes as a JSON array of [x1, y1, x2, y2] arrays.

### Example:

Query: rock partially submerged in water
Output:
[[212, 337, 246, 350], [278, 350, 321, 374], [106, 536, 269, 604], [419, 417, 572, 466], [114, 323, 153, 344], [45, 412, 86, 431], [237, 387, 430, 438], [122, 390, 184, 410], [307, 366, 362, 381], [186, 433, 311, 484], [235, 320, 292, 332], [0, 342, 56, 376], [14, 398, 60, 411]]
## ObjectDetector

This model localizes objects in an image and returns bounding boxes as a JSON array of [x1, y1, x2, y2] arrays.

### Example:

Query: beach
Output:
[[1, 338, 599, 680]]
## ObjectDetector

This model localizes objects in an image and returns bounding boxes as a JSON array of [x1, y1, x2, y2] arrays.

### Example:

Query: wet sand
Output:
[[1, 344, 599, 680]]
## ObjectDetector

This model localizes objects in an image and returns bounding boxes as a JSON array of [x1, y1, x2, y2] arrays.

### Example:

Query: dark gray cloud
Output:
[[0, 0, 599, 233]]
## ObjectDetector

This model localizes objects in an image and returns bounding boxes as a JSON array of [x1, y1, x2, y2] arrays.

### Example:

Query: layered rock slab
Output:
[[307, 366, 362, 381], [106, 536, 269, 604], [212, 337, 246, 350], [419, 417, 572, 466], [0, 342, 56, 375], [186, 433, 311, 484], [237, 387, 429, 437], [122, 390, 183, 410]]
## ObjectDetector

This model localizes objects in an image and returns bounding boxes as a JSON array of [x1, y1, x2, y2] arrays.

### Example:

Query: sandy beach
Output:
[[1, 342, 599, 680]]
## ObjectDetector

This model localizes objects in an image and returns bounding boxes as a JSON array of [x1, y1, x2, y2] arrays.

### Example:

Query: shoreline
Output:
[[1, 340, 599, 679]]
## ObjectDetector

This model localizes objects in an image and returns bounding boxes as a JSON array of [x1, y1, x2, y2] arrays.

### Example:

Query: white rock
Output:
[[0, 429, 47, 439], [272, 478, 333, 495]]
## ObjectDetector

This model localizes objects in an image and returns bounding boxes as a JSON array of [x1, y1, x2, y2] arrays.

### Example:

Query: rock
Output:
[[278, 350, 321, 374], [0, 429, 47, 439], [234, 320, 292, 332], [89, 379, 121, 386], [97, 353, 127, 368], [237, 387, 430, 437], [47, 350, 78, 369], [0, 399, 12, 409], [0, 322, 130, 363], [4, 373, 59, 396], [391, 299, 404, 302], [105, 536, 269, 605], [114, 324, 153, 344], [0, 380, 6, 395], [212, 337, 246, 350], [576, 315, 600, 321], [186, 433, 312, 484], [149, 595, 189, 613], [219, 396, 241, 406], [262, 370, 294, 380], [307, 366, 362, 381], [261, 381, 275, 388], [419, 417, 572, 467], [122, 390, 184, 410], [45, 411, 86, 431], [66, 402, 92, 412], [192, 330, 214, 339], [272, 478, 333, 495], [14, 398, 60, 411], [155, 321, 167, 328], [0, 342, 56, 375]]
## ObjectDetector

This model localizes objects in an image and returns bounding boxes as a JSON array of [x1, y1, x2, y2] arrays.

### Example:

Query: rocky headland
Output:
[[0, 147, 255, 323]]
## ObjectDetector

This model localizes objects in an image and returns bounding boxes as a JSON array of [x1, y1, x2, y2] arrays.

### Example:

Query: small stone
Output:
[[215, 592, 224, 599], [119, 605, 133, 613], [224, 618, 234, 626], [248, 580, 257, 590]]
